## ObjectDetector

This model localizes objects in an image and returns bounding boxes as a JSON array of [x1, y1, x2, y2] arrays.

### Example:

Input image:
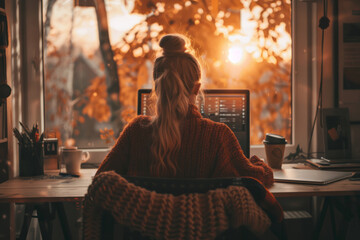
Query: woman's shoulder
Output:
[[126, 115, 152, 129], [198, 117, 229, 128], [120, 116, 152, 138], [196, 117, 233, 136]]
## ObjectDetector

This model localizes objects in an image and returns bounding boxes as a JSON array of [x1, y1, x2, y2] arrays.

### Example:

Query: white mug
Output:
[[60, 147, 90, 176]]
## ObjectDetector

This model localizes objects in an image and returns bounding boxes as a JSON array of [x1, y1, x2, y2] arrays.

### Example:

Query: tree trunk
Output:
[[93, 0, 120, 119], [43, 0, 57, 41]]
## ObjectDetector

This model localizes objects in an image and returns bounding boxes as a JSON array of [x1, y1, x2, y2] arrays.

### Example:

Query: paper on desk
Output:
[[291, 163, 311, 169]]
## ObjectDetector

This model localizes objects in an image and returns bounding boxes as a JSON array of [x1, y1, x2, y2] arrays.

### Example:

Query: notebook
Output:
[[137, 89, 250, 158], [307, 108, 360, 169], [274, 168, 353, 185], [306, 159, 360, 170]]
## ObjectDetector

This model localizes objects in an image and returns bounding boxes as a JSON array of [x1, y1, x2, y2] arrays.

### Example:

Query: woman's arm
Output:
[[212, 125, 274, 188]]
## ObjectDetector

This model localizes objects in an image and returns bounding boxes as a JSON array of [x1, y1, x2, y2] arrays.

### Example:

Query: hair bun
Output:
[[159, 34, 186, 54]]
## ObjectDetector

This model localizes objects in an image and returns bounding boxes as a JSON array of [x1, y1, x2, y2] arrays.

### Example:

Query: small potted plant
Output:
[[13, 122, 44, 176]]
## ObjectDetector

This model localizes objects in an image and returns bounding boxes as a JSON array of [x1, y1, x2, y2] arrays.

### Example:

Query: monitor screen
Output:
[[137, 89, 250, 158]]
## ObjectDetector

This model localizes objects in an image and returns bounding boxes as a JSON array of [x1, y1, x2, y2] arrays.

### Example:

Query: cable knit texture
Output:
[[96, 104, 274, 188], [83, 171, 271, 240]]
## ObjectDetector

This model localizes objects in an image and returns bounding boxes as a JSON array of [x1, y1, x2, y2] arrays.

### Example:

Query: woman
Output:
[[96, 34, 274, 188]]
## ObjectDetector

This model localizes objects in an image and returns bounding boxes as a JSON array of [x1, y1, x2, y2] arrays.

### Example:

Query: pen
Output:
[[59, 172, 80, 178], [320, 157, 331, 162]]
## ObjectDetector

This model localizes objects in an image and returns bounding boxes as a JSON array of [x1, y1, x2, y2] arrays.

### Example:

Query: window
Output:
[[42, 0, 293, 150]]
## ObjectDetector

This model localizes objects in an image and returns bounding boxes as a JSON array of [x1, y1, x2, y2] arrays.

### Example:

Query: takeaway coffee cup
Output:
[[263, 133, 287, 169], [59, 147, 90, 176]]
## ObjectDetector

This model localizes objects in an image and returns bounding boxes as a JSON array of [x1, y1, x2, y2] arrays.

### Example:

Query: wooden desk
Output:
[[0, 169, 97, 240], [271, 163, 360, 197], [0, 169, 96, 203], [0, 166, 359, 240], [1, 165, 359, 203], [271, 164, 360, 240]]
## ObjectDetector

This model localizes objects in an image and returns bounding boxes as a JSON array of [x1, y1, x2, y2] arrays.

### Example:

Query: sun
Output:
[[228, 46, 244, 64]]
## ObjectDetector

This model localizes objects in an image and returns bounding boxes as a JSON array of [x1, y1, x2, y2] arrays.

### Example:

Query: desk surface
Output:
[[0, 165, 359, 203], [0, 170, 95, 203]]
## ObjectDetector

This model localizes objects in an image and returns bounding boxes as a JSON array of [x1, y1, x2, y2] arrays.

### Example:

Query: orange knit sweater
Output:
[[96, 104, 274, 188]]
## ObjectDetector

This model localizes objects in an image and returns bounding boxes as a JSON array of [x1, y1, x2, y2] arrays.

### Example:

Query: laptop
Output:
[[137, 89, 250, 158], [307, 108, 360, 169], [274, 168, 353, 185]]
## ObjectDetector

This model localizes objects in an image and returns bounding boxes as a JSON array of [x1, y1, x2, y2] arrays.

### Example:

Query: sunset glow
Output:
[[228, 46, 244, 64], [222, 7, 291, 65]]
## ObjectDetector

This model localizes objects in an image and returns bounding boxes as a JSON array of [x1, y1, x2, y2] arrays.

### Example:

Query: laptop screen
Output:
[[137, 89, 250, 158]]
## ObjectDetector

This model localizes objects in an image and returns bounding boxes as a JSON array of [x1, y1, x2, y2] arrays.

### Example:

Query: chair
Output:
[[83, 171, 285, 240]]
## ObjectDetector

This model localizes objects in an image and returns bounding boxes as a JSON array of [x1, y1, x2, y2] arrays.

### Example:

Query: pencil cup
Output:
[[263, 133, 287, 169], [19, 144, 44, 177]]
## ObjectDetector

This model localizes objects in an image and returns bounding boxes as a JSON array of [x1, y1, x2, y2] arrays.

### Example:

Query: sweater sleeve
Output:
[[212, 125, 274, 188], [95, 119, 134, 176]]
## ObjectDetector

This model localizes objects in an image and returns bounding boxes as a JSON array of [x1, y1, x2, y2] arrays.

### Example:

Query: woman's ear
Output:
[[193, 82, 201, 95]]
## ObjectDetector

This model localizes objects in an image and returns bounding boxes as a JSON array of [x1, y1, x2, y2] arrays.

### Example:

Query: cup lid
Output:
[[263, 133, 287, 144]]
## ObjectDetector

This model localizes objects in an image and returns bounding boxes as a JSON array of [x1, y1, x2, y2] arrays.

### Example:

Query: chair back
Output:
[[125, 176, 250, 195], [84, 173, 284, 240]]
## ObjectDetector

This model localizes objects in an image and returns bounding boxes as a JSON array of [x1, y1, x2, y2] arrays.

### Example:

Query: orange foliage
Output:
[[82, 77, 111, 122], [100, 128, 116, 144]]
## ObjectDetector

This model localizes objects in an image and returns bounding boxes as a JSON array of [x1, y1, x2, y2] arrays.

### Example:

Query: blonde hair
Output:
[[151, 34, 201, 176]]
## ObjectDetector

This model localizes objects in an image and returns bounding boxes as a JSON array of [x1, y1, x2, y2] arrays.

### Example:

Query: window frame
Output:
[[10, 0, 319, 173]]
